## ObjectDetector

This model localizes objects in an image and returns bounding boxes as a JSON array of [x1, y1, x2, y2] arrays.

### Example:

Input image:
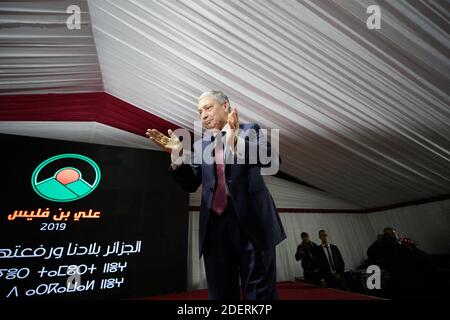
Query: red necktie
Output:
[[211, 135, 227, 215]]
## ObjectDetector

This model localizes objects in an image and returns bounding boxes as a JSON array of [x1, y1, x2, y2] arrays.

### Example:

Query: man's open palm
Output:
[[146, 129, 181, 154]]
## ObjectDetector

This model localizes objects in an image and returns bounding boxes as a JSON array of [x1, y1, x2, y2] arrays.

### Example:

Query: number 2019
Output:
[[40, 223, 66, 231]]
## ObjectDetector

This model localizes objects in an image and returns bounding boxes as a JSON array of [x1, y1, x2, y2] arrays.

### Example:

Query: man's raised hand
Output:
[[146, 129, 182, 154], [227, 107, 239, 130], [226, 107, 239, 148]]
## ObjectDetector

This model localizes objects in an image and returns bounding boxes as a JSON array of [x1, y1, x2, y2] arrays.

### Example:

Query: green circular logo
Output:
[[32, 154, 101, 202]]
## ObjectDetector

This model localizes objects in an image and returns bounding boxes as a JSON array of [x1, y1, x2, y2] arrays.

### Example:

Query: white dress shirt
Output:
[[322, 244, 336, 273]]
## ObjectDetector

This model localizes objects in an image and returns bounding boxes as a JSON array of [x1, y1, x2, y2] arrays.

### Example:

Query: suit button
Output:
[[227, 180, 232, 184], [209, 187, 214, 191]]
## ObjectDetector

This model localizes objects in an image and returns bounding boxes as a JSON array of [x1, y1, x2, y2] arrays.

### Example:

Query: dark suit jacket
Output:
[[169, 123, 286, 256], [295, 241, 318, 272], [313, 244, 345, 276]]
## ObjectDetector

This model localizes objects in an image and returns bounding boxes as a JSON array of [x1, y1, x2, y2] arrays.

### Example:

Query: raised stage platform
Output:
[[142, 281, 383, 300]]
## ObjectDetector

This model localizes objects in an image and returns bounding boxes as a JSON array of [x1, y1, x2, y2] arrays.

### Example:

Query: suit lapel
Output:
[[224, 125, 245, 177], [202, 138, 215, 182], [224, 141, 233, 178]]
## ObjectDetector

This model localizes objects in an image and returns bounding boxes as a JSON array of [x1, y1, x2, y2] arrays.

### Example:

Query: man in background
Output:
[[313, 229, 346, 290], [295, 232, 318, 284]]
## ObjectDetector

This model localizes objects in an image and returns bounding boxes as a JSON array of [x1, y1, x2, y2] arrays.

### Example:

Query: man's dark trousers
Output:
[[202, 198, 277, 300]]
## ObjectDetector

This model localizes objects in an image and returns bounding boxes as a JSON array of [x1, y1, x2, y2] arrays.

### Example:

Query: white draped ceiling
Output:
[[1, 0, 449, 208], [0, 0, 103, 94], [87, 0, 450, 208]]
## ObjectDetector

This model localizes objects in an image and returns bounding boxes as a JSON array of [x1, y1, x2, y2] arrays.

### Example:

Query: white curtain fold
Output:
[[0, 0, 103, 94], [0, 121, 160, 150], [85, 0, 450, 208]]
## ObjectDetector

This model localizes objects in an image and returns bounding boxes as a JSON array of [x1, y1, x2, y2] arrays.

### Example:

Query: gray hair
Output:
[[198, 90, 231, 112]]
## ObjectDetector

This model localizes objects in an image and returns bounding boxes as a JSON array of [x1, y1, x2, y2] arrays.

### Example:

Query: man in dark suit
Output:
[[313, 229, 346, 290], [146, 90, 286, 300]]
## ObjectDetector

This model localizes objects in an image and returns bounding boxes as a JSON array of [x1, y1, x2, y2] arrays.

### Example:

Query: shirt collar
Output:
[[220, 123, 229, 133], [212, 123, 229, 138]]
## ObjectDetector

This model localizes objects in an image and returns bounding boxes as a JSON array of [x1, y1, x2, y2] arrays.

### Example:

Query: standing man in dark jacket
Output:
[[313, 229, 346, 290], [147, 90, 286, 300], [295, 232, 318, 284]]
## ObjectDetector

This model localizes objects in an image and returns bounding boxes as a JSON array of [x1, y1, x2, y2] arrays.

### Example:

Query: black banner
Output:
[[0, 134, 189, 300]]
